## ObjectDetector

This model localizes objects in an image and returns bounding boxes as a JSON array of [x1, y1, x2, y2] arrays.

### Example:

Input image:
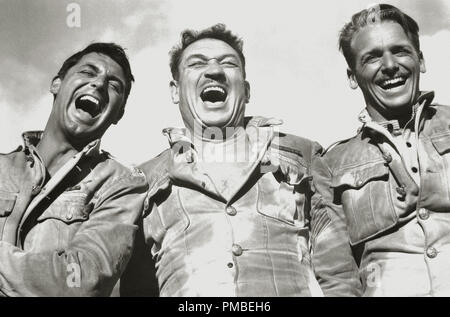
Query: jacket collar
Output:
[[21, 130, 101, 157], [162, 116, 283, 148], [358, 91, 435, 134], [161, 116, 282, 202], [358, 91, 434, 125], [356, 91, 434, 157]]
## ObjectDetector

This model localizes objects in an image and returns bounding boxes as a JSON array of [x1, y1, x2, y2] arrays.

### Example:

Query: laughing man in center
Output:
[[138, 24, 323, 296]]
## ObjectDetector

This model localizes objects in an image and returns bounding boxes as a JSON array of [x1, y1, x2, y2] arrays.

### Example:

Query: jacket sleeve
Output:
[[0, 171, 148, 297], [310, 156, 362, 296]]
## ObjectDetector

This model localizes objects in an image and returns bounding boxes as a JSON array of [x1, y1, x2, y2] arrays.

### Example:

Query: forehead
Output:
[[72, 52, 125, 78], [181, 38, 241, 61], [351, 21, 413, 55]]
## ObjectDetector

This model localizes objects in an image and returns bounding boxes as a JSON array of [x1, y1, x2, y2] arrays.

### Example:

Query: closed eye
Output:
[[222, 61, 238, 67], [109, 81, 122, 93], [392, 47, 412, 56], [188, 61, 206, 67], [79, 70, 95, 76]]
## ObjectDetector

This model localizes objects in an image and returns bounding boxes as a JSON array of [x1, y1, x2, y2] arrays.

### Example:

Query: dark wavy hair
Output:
[[169, 23, 246, 80], [339, 4, 420, 70], [56, 42, 134, 101]]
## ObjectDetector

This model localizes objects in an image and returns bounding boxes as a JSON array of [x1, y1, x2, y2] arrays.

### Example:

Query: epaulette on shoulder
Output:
[[138, 149, 171, 184], [271, 132, 314, 158], [144, 149, 171, 168], [0, 145, 23, 156], [322, 137, 355, 156]]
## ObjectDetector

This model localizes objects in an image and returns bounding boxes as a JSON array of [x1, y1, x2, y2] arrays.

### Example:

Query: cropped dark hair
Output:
[[339, 4, 420, 69], [56, 42, 134, 100], [169, 23, 246, 80]]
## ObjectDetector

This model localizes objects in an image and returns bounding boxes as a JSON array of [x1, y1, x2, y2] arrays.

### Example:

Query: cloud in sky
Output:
[[393, 0, 450, 35], [1, 0, 450, 164], [0, 0, 169, 111]]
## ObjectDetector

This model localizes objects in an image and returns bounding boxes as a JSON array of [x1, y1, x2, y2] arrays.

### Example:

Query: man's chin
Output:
[[374, 84, 418, 109], [381, 96, 415, 112]]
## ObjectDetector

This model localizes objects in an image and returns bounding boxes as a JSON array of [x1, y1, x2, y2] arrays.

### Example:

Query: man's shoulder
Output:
[[272, 132, 323, 163], [0, 146, 26, 166], [138, 149, 170, 176], [430, 103, 450, 117], [93, 151, 147, 188], [320, 133, 372, 169], [137, 149, 171, 189], [323, 136, 357, 156]]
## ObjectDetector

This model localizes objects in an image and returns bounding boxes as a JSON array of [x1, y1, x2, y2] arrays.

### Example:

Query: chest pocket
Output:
[[257, 166, 308, 228], [37, 191, 91, 224], [0, 191, 17, 217], [431, 132, 450, 155], [331, 161, 398, 246]]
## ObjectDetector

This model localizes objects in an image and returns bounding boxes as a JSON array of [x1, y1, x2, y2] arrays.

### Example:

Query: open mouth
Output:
[[75, 95, 102, 118], [200, 86, 227, 103], [377, 76, 407, 91]]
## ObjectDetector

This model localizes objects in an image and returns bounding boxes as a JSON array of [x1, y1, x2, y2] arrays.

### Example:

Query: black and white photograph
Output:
[[1, 0, 450, 301]]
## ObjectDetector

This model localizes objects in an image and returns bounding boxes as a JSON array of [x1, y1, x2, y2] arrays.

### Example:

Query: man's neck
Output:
[[191, 126, 249, 164], [366, 105, 414, 129], [36, 129, 80, 177]]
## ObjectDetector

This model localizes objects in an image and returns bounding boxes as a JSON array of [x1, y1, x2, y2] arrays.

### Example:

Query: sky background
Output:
[[1, 0, 450, 165]]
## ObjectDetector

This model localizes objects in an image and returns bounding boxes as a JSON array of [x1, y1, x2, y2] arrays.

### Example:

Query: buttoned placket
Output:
[[364, 96, 441, 278], [17, 140, 99, 247], [364, 122, 418, 203], [1, 146, 48, 245], [165, 122, 278, 284], [412, 99, 441, 273]]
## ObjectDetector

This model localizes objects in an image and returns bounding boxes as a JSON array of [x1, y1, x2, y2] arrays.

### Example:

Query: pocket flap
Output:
[[37, 193, 91, 224], [270, 148, 308, 186], [331, 161, 388, 189], [431, 133, 450, 155], [0, 192, 17, 217]]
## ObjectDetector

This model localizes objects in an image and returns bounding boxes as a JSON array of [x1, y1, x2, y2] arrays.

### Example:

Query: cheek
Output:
[[361, 65, 378, 80]]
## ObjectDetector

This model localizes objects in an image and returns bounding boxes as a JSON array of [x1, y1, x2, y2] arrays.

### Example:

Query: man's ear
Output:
[[244, 80, 250, 103], [170, 80, 180, 104], [347, 68, 359, 90], [50, 77, 61, 95], [419, 51, 426, 73]]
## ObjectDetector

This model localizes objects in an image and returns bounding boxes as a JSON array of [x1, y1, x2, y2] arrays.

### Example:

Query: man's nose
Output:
[[381, 53, 399, 76], [204, 62, 226, 82], [89, 75, 107, 91]]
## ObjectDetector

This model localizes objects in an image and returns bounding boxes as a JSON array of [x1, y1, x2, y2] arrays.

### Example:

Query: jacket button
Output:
[[426, 247, 437, 259], [66, 212, 73, 221], [31, 185, 41, 195], [226, 206, 237, 216], [382, 153, 392, 163], [232, 244, 243, 256], [26, 156, 35, 167], [418, 208, 429, 220], [186, 152, 194, 163], [396, 186, 406, 200], [227, 262, 234, 268]]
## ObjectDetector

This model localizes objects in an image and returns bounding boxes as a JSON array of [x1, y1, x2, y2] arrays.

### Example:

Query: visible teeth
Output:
[[381, 77, 404, 87], [204, 86, 225, 94], [80, 95, 99, 105]]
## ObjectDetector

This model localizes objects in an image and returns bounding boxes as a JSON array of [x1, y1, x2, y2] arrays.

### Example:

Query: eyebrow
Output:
[[185, 53, 239, 62]]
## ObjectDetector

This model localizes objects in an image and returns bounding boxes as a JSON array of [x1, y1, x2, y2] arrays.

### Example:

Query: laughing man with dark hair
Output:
[[0, 42, 147, 296]]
